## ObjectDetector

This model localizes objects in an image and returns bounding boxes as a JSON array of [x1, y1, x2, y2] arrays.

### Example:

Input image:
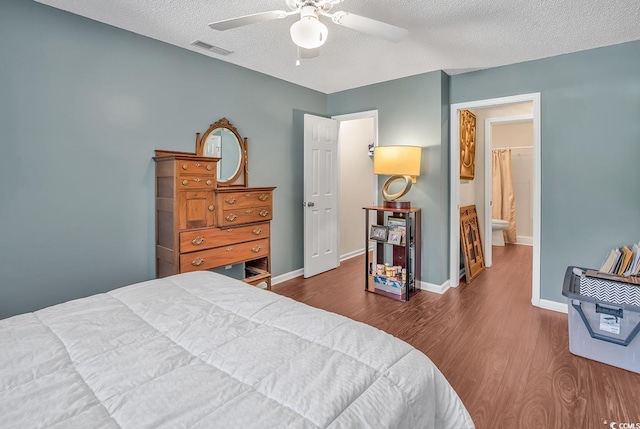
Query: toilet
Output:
[[491, 219, 509, 246]]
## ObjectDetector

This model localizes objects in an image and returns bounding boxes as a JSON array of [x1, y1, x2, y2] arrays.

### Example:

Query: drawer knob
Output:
[[191, 257, 205, 267], [208, 205, 214, 212], [206, 180, 212, 186], [245, 209, 252, 214], [182, 179, 188, 186], [252, 228, 262, 235], [258, 194, 268, 201], [226, 228, 234, 232], [225, 197, 237, 204], [182, 164, 188, 170], [194, 177, 201, 182], [191, 236, 205, 245], [251, 246, 262, 253], [194, 162, 201, 167], [226, 247, 234, 252], [206, 164, 213, 171], [259, 210, 269, 217], [225, 213, 238, 222]]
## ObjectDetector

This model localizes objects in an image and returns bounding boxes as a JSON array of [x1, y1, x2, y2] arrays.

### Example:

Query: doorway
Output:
[[332, 110, 379, 261], [483, 113, 534, 267], [449, 93, 542, 307]]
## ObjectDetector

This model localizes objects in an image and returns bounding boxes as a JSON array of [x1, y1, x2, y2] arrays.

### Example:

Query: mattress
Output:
[[0, 271, 473, 428]]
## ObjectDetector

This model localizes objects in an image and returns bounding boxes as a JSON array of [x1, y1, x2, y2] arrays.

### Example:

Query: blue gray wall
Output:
[[328, 72, 451, 286], [0, 0, 326, 318], [2, 0, 638, 318], [450, 41, 640, 303]]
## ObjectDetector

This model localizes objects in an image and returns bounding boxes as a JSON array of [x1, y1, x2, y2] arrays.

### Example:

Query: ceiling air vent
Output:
[[191, 40, 233, 56]]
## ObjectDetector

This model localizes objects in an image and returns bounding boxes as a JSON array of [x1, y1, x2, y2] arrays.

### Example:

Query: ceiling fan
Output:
[[209, 0, 409, 56]]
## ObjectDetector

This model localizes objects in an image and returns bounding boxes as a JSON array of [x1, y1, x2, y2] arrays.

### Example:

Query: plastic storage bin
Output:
[[562, 267, 640, 374]]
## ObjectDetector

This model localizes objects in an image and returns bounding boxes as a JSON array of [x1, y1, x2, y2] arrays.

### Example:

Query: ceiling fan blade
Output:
[[209, 10, 289, 31], [330, 11, 408, 43]]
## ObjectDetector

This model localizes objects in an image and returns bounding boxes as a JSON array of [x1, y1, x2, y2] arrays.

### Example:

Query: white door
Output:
[[303, 114, 340, 278]]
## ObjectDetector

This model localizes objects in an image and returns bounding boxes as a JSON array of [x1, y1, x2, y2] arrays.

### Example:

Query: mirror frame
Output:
[[196, 117, 248, 187]]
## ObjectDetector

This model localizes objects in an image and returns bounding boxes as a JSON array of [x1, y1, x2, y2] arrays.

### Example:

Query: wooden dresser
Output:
[[154, 118, 275, 289]]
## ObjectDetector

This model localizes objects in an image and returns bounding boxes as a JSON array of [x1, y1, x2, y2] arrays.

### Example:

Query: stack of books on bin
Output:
[[600, 240, 640, 277]]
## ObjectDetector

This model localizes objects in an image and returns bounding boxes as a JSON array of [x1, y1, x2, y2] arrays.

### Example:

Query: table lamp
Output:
[[373, 145, 422, 209]]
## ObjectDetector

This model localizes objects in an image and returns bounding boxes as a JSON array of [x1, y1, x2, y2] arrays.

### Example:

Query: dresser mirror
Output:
[[196, 117, 248, 187]]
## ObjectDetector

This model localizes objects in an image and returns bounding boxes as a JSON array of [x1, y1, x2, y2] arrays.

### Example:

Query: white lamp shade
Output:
[[373, 145, 422, 176], [290, 16, 328, 49]]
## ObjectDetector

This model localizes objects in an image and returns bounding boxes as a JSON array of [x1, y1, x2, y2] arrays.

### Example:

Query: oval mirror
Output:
[[196, 118, 248, 187]]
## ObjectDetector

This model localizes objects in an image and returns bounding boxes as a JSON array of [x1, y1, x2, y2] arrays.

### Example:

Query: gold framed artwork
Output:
[[460, 205, 485, 283], [460, 109, 476, 180]]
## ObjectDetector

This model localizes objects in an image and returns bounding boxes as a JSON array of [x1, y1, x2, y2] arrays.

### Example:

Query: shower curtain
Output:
[[492, 149, 517, 243]]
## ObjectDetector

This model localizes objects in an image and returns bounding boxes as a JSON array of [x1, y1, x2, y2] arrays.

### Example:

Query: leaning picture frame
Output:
[[388, 229, 402, 245], [370, 225, 389, 241]]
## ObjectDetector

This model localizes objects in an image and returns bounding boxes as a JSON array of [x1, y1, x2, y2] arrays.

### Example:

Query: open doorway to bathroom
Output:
[[480, 105, 534, 267], [450, 94, 541, 308]]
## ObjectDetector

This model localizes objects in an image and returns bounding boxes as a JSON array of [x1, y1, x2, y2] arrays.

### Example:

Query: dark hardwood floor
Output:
[[273, 244, 640, 428]]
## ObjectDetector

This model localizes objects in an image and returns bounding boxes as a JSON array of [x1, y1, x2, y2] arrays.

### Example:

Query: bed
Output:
[[1, 271, 473, 428]]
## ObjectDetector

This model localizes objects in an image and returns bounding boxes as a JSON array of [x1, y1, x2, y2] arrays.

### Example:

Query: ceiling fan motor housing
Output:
[[287, 0, 340, 12]]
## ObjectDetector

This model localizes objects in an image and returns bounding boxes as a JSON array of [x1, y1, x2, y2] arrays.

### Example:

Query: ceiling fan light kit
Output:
[[290, 6, 328, 49]]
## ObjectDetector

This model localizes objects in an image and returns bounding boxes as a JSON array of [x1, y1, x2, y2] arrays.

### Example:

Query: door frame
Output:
[[483, 114, 534, 267], [449, 93, 542, 307]]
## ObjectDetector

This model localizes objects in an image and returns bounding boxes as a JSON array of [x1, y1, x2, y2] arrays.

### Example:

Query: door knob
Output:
[[306, 202, 315, 207]]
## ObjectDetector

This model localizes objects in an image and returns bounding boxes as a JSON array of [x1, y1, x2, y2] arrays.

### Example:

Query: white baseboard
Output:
[[271, 269, 304, 285], [516, 236, 533, 246], [340, 247, 370, 262], [459, 268, 465, 280], [419, 279, 451, 294], [273, 247, 371, 286], [538, 299, 568, 314]]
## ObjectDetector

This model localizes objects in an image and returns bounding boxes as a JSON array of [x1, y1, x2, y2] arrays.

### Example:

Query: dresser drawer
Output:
[[177, 160, 217, 175], [219, 190, 272, 210], [177, 176, 216, 189], [219, 206, 272, 226], [179, 223, 270, 253], [179, 238, 270, 273]]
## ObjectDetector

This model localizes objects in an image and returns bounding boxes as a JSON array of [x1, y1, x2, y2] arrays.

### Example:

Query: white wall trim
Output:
[[516, 236, 533, 246], [450, 93, 542, 308], [271, 269, 304, 285], [419, 279, 451, 295], [539, 299, 568, 314], [339, 247, 371, 262], [484, 114, 534, 267]]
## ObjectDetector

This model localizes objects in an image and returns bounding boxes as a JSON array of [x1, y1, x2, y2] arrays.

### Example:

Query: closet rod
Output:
[[492, 145, 533, 150]]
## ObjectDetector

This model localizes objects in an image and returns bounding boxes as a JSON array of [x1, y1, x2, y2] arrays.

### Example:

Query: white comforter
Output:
[[1, 271, 473, 428]]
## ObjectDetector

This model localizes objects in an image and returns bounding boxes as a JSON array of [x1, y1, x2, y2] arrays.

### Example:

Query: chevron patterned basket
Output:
[[578, 276, 640, 307]]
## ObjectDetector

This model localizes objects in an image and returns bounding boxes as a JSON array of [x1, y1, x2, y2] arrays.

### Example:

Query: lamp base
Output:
[[381, 174, 413, 203], [383, 200, 411, 210]]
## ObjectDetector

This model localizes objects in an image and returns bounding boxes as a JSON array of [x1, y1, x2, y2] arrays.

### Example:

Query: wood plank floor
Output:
[[273, 244, 640, 428]]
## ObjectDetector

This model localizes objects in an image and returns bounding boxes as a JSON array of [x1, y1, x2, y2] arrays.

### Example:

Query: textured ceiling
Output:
[[34, 0, 640, 94]]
